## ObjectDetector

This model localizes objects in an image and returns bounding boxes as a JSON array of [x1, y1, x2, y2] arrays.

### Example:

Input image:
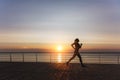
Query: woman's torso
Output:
[[75, 43, 80, 50]]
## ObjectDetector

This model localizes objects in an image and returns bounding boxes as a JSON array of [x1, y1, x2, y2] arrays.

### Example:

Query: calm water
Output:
[[0, 52, 120, 64]]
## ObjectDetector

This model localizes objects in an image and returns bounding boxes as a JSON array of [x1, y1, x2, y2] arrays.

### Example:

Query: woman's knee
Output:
[[77, 54, 81, 58]]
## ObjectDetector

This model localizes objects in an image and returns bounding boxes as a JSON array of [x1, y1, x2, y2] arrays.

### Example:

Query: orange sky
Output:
[[0, 42, 119, 52]]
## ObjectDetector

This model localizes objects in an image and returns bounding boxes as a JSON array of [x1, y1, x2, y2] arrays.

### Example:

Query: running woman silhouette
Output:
[[66, 38, 85, 67]]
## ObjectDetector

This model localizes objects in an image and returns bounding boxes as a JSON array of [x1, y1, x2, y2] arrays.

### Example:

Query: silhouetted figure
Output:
[[66, 38, 85, 67]]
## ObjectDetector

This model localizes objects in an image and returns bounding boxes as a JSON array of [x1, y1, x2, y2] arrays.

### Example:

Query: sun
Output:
[[57, 45, 63, 51]]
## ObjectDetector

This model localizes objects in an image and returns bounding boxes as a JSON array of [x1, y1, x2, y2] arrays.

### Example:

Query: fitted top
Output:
[[74, 42, 81, 50]]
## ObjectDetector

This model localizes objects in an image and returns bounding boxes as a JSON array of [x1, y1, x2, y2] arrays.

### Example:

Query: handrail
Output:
[[0, 52, 119, 64]]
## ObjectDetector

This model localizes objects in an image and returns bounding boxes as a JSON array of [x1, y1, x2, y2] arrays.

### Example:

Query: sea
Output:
[[0, 52, 120, 64]]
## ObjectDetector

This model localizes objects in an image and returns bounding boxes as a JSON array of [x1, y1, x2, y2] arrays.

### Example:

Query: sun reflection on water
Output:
[[58, 53, 62, 63]]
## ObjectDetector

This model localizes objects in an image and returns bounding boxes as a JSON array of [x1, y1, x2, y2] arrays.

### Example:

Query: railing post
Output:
[[99, 53, 101, 64], [50, 53, 51, 63], [118, 55, 119, 64], [36, 53, 38, 62], [10, 53, 12, 62], [22, 53, 24, 62]]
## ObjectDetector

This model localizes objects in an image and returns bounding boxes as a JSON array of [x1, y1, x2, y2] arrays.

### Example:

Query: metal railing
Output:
[[0, 52, 120, 64]]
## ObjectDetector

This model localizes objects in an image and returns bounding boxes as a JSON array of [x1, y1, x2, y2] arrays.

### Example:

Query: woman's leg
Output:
[[77, 53, 85, 67], [67, 52, 77, 64]]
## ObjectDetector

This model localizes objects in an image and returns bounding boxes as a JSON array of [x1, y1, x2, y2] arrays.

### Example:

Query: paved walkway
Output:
[[0, 62, 120, 80]]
